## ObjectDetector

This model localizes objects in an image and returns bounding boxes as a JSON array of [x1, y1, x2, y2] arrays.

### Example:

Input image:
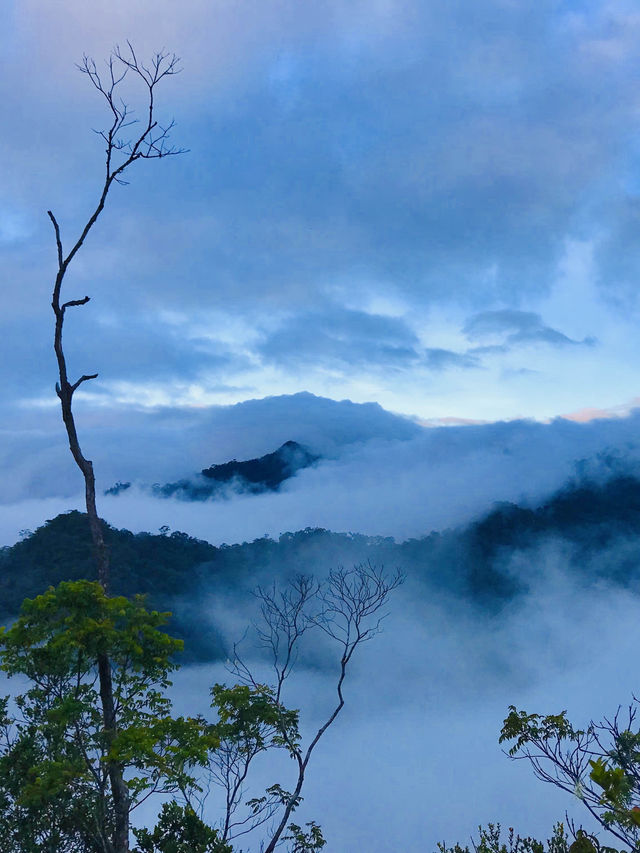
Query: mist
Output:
[[150, 553, 636, 852], [3, 394, 640, 548], [3, 395, 640, 850]]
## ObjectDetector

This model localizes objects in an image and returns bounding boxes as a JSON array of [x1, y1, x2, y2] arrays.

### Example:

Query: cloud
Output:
[[7, 0, 640, 315], [4, 2, 640, 421], [0, 308, 253, 414], [5, 394, 640, 550], [463, 309, 596, 348], [423, 348, 480, 370], [258, 305, 421, 371], [259, 309, 484, 376]]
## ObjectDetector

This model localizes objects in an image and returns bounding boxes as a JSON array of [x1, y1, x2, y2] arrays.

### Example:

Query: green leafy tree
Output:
[[500, 702, 640, 850], [0, 581, 217, 852], [0, 570, 401, 851], [132, 802, 231, 853], [437, 822, 571, 853], [282, 821, 326, 852]]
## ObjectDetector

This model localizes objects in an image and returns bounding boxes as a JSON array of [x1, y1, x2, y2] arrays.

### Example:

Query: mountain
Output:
[[200, 440, 320, 489], [2, 393, 422, 503], [106, 440, 321, 500], [4, 473, 640, 660]]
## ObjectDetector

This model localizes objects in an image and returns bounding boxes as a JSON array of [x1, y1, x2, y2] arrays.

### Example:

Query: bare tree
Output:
[[47, 44, 183, 853], [207, 563, 404, 852]]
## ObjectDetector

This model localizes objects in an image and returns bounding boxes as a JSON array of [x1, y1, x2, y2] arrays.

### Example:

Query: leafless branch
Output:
[[46, 44, 185, 853], [61, 296, 91, 310], [70, 374, 99, 394], [213, 564, 403, 853]]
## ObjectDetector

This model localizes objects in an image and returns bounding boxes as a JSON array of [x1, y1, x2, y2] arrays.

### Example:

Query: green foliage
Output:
[[133, 801, 232, 853], [588, 756, 640, 834], [212, 683, 300, 754], [282, 821, 326, 852], [500, 706, 582, 756], [437, 822, 570, 853], [207, 682, 305, 844], [500, 702, 640, 849], [0, 578, 182, 677], [0, 581, 218, 852]]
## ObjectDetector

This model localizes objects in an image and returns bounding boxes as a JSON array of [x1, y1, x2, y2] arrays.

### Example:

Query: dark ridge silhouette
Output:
[[6, 474, 640, 660], [113, 440, 321, 500], [200, 440, 319, 489], [105, 481, 131, 496]]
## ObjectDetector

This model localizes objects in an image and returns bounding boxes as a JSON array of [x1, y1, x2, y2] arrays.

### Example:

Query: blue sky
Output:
[[5, 0, 640, 424]]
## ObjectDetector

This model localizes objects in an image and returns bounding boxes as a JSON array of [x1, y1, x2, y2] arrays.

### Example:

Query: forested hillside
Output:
[[4, 473, 640, 661]]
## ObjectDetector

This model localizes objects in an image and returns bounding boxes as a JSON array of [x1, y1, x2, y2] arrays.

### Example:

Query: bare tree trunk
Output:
[[46, 47, 182, 853], [51, 243, 130, 852], [52, 271, 110, 588], [262, 757, 306, 853]]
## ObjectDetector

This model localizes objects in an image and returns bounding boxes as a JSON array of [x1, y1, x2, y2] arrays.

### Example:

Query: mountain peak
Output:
[[200, 440, 319, 491]]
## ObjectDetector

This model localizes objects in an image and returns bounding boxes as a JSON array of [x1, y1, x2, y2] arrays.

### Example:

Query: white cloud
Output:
[[146, 559, 639, 851], [4, 394, 640, 548]]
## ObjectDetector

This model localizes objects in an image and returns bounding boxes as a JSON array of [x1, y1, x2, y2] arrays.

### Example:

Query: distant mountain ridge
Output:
[[6, 472, 640, 660], [200, 440, 319, 489], [105, 440, 320, 501]]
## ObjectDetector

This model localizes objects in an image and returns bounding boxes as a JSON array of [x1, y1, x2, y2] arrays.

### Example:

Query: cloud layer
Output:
[[4, 393, 640, 549], [5, 1, 640, 420], [156, 554, 640, 851]]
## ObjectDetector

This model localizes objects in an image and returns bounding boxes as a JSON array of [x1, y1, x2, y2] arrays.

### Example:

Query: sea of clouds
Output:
[[3, 393, 640, 850], [3, 392, 640, 548], [149, 560, 637, 852]]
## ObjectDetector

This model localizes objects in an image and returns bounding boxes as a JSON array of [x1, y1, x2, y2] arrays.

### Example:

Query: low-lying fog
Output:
[[2, 394, 640, 547], [157, 562, 635, 851], [3, 394, 639, 849]]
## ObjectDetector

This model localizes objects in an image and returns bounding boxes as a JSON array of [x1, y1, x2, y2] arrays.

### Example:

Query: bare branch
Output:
[[61, 296, 91, 311], [70, 374, 99, 394], [47, 210, 64, 270], [215, 565, 403, 853], [47, 44, 185, 853]]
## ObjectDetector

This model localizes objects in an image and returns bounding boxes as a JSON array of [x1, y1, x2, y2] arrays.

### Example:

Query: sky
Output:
[[5, 3, 640, 849], [4, 0, 640, 429]]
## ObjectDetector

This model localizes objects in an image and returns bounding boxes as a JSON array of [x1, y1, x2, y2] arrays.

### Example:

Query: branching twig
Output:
[[47, 45, 184, 853], [215, 564, 403, 853]]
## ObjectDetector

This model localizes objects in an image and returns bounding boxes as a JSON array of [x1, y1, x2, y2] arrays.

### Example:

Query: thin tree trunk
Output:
[[51, 236, 130, 853], [98, 652, 130, 852], [54, 353, 109, 588], [46, 50, 182, 852]]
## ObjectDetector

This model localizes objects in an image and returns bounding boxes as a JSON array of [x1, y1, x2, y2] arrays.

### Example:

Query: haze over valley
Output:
[[3, 393, 640, 848], [5, 1, 640, 849]]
